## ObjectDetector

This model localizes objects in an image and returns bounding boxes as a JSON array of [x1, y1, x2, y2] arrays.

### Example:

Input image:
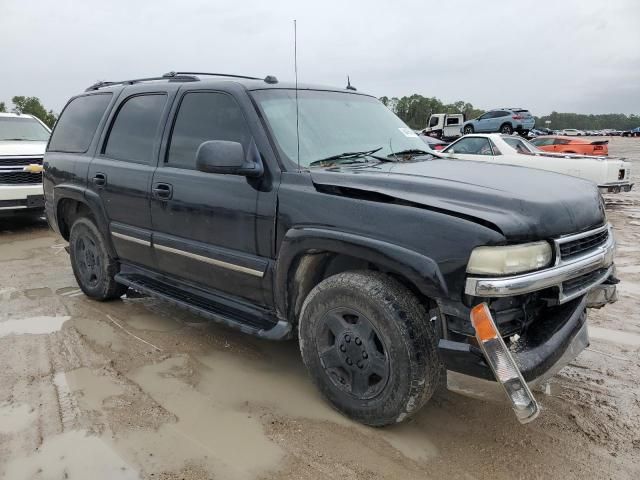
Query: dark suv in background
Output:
[[44, 72, 617, 426]]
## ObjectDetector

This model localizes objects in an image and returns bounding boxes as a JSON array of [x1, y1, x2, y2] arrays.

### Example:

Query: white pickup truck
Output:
[[0, 113, 50, 215], [422, 113, 464, 140]]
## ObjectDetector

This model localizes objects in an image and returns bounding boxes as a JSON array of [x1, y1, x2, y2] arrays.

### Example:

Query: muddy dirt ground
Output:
[[1, 137, 639, 480]]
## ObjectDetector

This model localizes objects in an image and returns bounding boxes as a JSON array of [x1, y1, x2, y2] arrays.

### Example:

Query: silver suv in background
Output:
[[0, 113, 50, 215], [462, 108, 535, 135]]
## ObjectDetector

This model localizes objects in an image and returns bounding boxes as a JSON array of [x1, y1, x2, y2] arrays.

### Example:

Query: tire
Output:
[[500, 123, 513, 134], [298, 271, 440, 426], [463, 125, 474, 135], [69, 217, 127, 301]]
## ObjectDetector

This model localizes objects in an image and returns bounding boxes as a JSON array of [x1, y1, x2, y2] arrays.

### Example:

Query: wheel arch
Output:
[[274, 228, 448, 325], [54, 185, 116, 256]]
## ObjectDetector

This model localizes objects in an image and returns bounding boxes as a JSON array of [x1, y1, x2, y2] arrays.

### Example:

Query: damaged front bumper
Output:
[[441, 225, 618, 422]]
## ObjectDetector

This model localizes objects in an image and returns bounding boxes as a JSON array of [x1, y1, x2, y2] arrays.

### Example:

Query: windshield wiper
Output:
[[309, 147, 384, 167], [389, 148, 432, 158]]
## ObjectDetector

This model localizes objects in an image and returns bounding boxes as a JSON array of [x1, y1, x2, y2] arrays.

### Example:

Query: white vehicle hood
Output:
[[0, 140, 47, 156]]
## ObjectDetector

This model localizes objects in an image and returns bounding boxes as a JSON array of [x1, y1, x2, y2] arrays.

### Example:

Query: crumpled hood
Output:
[[0, 141, 47, 156], [310, 159, 605, 241]]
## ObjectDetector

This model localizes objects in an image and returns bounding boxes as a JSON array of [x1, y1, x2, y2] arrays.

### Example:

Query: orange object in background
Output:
[[530, 136, 609, 156]]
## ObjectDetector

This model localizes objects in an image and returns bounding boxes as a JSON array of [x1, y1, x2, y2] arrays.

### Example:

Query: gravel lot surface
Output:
[[1, 137, 639, 479]]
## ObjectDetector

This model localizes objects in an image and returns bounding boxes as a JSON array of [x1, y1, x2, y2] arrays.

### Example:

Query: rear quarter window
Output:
[[47, 93, 113, 153]]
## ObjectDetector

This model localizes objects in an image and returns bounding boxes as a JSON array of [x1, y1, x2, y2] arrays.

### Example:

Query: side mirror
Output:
[[195, 140, 263, 177]]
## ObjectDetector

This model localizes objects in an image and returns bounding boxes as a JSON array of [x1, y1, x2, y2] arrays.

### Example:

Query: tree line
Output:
[[380, 94, 640, 131], [1, 94, 638, 132], [0, 97, 57, 128], [380, 95, 484, 130], [533, 112, 640, 131]]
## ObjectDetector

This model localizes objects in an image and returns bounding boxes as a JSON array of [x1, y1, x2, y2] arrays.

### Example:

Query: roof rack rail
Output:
[[164, 71, 278, 84], [85, 74, 198, 92]]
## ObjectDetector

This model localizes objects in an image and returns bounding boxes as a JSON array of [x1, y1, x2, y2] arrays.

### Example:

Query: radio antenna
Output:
[[294, 19, 300, 171]]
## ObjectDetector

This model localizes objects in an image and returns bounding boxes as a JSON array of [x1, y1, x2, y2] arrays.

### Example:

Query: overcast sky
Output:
[[2, 0, 639, 116]]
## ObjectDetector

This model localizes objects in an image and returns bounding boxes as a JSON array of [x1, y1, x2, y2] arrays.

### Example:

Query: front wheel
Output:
[[500, 123, 513, 134], [69, 217, 127, 301], [463, 125, 474, 135], [298, 271, 440, 426]]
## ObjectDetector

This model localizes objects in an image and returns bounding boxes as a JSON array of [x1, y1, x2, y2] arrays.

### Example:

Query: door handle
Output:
[[152, 182, 173, 200], [92, 173, 107, 187]]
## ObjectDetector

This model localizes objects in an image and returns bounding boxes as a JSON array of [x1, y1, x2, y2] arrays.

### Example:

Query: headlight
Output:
[[467, 241, 553, 275]]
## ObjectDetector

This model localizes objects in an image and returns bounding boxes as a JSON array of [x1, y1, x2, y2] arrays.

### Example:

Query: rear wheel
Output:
[[500, 123, 513, 134], [463, 125, 474, 135], [69, 217, 127, 301], [298, 271, 440, 426]]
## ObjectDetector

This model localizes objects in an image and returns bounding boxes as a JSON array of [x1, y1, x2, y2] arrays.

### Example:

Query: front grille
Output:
[[562, 268, 608, 294], [0, 156, 43, 167], [0, 171, 42, 185], [559, 229, 608, 260]]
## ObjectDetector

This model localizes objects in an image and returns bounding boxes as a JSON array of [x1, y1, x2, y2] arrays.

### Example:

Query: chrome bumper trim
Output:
[[465, 225, 615, 303], [598, 181, 634, 193]]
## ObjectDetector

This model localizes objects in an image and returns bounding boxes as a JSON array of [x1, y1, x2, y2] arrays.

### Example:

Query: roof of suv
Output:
[[0, 112, 38, 119], [83, 72, 368, 96]]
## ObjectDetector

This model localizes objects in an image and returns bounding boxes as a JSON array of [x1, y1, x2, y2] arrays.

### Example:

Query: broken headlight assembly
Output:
[[466, 241, 553, 276]]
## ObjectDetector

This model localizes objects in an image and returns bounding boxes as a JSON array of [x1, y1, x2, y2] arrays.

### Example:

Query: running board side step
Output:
[[114, 272, 292, 340]]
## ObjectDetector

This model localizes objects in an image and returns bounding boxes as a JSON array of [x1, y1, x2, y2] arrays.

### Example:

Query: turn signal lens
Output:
[[470, 303, 540, 424]]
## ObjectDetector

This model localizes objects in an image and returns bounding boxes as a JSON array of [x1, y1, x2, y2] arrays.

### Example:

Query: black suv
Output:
[[44, 72, 617, 426]]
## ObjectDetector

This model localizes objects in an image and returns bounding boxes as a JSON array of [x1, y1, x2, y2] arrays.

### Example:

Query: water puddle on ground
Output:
[[23, 287, 54, 300], [0, 402, 35, 434], [65, 367, 125, 411], [2, 430, 139, 480], [195, 346, 349, 424], [590, 326, 640, 346], [123, 355, 284, 480], [0, 236, 55, 261], [122, 311, 182, 332], [0, 315, 70, 338]]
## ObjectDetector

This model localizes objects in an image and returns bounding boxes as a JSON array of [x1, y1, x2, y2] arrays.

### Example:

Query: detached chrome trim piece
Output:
[[154, 243, 264, 278], [111, 232, 151, 247], [465, 224, 615, 303]]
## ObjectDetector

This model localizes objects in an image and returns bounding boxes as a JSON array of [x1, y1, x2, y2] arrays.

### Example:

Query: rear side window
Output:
[[496, 111, 510, 117], [167, 92, 251, 170], [104, 94, 167, 164], [446, 117, 460, 125], [48, 93, 112, 153], [446, 137, 493, 155], [531, 138, 554, 146]]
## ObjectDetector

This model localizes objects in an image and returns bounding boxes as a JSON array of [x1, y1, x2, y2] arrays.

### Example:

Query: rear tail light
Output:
[[619, 169, 625, 180], [512, 115, 523, 120], [594, 145, 603, 151], [470, 303, 540, 423]]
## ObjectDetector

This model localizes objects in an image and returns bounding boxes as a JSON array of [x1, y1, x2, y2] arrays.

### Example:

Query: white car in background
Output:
[[0, 113, 50, 215], [561, 129, 582, 136], [438, 133, 633, 193]]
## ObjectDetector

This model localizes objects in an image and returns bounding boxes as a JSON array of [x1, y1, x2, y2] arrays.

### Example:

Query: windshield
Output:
[[251, 90, 428, 168], [0, 116, 51, 141], [503, 136, 539, 154]]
